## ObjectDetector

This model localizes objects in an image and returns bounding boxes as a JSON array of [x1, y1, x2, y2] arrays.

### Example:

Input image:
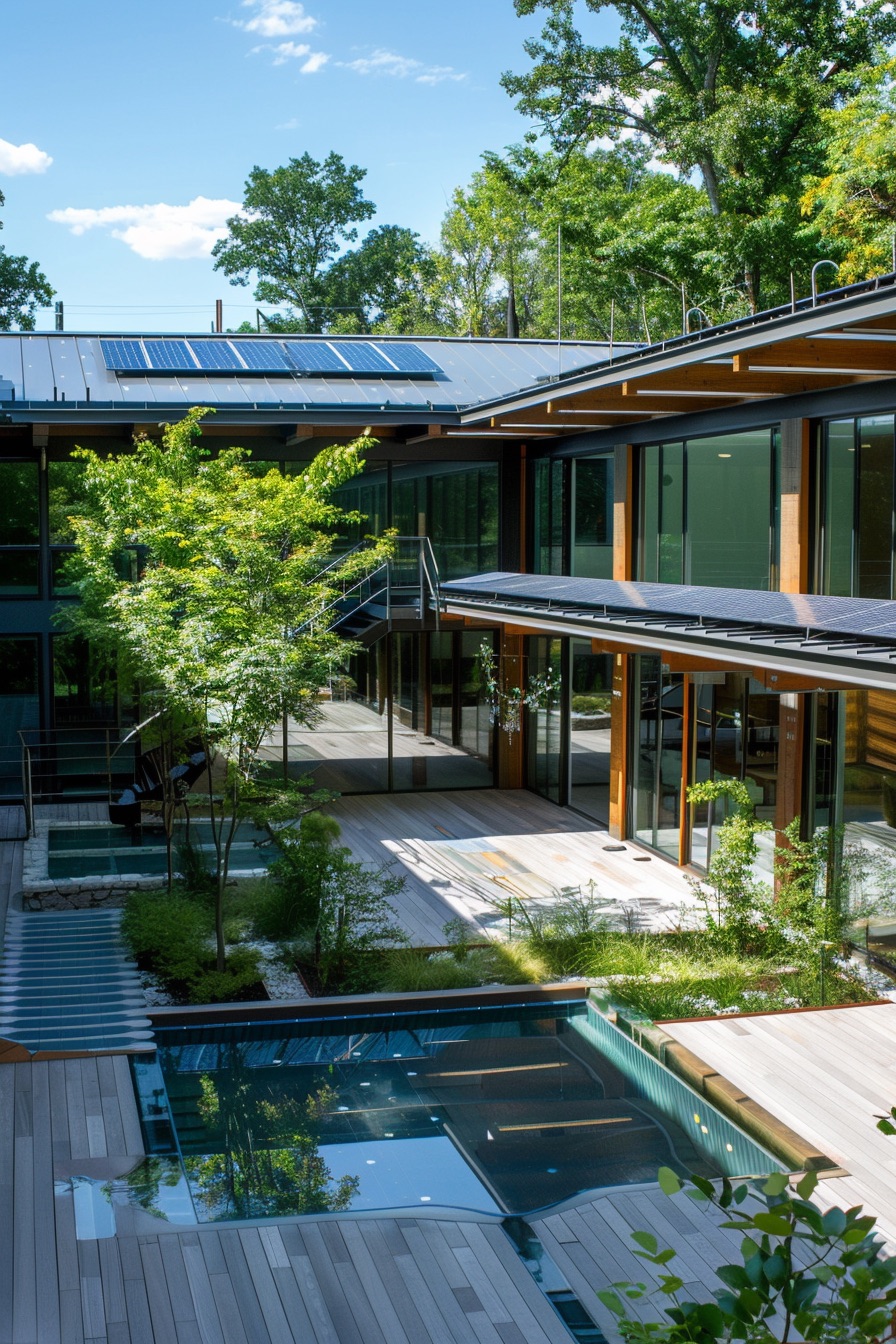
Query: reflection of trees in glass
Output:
[[0, 462, 39, 544], [185, 1044, 358, 1220], [48, 459, 87, 543], [102, 1156, 184, 1219]]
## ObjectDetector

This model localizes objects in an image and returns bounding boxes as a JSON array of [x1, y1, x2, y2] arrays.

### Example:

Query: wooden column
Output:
[[609, 650, 629, 839], [775, 694, 806, 838], [613, 443, 635, 581], [778, 418, 811, 594], [497, 631, 525, 789]]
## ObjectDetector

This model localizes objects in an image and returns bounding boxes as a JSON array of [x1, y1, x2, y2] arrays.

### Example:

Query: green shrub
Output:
[[379, 949, 484, 993], [187, 946, 263, 1004], [122, 890, 210, 983], [484, 940, 551, 984], [570, 694, 611, 714]]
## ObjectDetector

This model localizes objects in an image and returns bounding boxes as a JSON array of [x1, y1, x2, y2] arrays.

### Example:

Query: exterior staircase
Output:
[[0, 908, 153, 1054]]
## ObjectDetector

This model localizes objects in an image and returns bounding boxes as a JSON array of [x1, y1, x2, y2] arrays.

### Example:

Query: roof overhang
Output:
[[441, 574, 896, 691], [459, 274, 896, 436]]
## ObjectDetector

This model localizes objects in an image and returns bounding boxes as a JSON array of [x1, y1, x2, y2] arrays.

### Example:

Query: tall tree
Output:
[[802, 62, 896, 282], [0, 188, 53, 330], [212, 154, 375, 332], [61, 408, 390, 971], [315, 225, 438, 333], [503, 0, 896, 309]]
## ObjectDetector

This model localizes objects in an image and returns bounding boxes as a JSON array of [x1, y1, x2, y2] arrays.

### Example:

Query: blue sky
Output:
[[0, 1, 611, 333]]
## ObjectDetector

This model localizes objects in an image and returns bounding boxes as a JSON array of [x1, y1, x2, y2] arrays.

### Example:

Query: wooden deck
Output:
[[663, 1002, 896, 1249], [324, 790, 695, 946]]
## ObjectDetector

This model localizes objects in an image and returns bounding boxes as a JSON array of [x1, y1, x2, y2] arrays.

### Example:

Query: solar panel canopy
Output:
[[100, 339, 149, 372]]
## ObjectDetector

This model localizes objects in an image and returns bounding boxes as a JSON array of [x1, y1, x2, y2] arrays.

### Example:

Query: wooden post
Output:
[[778, 418, 811, 594], [609, 651, 629, 838], [497, 631, 525, 789], [613, 443, 634, 580]]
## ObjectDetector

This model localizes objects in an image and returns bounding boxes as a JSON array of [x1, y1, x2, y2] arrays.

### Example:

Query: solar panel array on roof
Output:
[[328, 341, 395, 374], [229, 340, 292, 373], [100, 339, 149, 371], [144, 339, 195, 371], [190, 342, 244, 372], [374, 343, 443, 376], [98, 336, 445, 379], [282, 341, 351, 374]]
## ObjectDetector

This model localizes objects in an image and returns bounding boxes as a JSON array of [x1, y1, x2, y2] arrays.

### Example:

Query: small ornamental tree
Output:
[[686, 779, 774, 954], [60, 408, 390, 971]]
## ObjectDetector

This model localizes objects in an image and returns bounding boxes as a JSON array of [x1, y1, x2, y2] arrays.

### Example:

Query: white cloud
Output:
[[232, 0, 317, 37], [0, 137, 53, 175], [254, 40, 328, 69], [275, 116, 301, 130], [339, 49, 466, 84], [47, 196, 242, 261]]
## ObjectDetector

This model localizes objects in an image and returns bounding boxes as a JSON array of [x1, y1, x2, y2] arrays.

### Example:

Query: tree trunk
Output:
[[699, 157, 722, 216], [506, 281, 519, 339]]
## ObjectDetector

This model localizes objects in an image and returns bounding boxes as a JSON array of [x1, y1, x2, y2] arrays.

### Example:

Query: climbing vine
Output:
[[477, 641, 560, 736]]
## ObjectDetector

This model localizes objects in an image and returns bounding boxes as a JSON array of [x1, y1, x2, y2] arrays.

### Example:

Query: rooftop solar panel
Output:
[[144, 340, 195, 371], [100, 339, 149, 372], [230, 340, 292, 373], [189, 342, 244, 372], [375, 343, 443, 376], [282, 341, 351, 374], [328, 342, 395, 375]]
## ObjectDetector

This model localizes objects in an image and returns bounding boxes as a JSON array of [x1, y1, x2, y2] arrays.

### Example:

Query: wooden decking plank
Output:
[[291, 1222, 370, 1344], [278, 1224, 345, 1344], [31, 1060, 62, 1344], [391, 1224, 488, 1344], [268, 1264, 327, 1344], [138, 1238, 179, 1342], [122, 1273, 156, 1344], [0, 1063, 16, 1343], [207, 1271, 250, 1344], [79, 1058, 108, 1159], [78, 1238, 107, 1341], [12, 1119, 37, 1344], [216, 1228, 271, 1344], [95, 1057, 126, 1156], [478, 1223, 571, 1341], [341, 1220, 423, 1344], [59, 1285, 87, 1344], [181, 1237, 227, 1344], [158, 1231, 200, 1326], [111, 1054, 145, 1157], [97, 1237, 128, 1327], [454, 1223, 555, 1341], [234, 1228, 297, 1344], [48, 1060, 73, 1162], [64, 1057, 90, 1159]]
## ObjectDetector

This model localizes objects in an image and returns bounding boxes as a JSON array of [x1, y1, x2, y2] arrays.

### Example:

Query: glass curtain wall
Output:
[[821, 414, 896, 598], [526, 636, 565, 805], [533, 453, 614, 577], [0, 461, 40, 596], [266, 631, 495, 794], [0, 637, 38, 797], [630, 656, 685, 861], [569, 641, 613, 824], [639, 429, 779, 589]]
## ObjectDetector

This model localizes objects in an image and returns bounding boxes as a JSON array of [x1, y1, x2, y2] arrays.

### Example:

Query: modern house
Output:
[[3, 271, 896, 875]]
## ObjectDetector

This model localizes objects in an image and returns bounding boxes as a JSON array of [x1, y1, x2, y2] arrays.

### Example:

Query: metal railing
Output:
[[297, 535, 441, 637], [18, 726, 139, 837]]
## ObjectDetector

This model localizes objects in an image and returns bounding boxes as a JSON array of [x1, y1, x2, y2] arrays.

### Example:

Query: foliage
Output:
[[60, 408, 389, 971], [571, 694, 611, 714], [377, 939, 550, 993], [597, 1167, 896, 1343], [211, 153, 375, 331], [774, 819, 852, 946], [802, 61, 896, 282], [478, 639, 560, 735], [186, 1044, 358, 1219], [0, 187, 54, 330], [315, 224, 440, 334], [121, 889, 262, 1004], [262, 814, 407, 993], [612, 963, 874, 1023], [503, 0, 896, 311], [685, 780, 776, 956]]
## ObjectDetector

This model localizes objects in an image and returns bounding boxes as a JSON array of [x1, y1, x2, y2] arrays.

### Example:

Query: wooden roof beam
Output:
[[736, 338, 896, 375]]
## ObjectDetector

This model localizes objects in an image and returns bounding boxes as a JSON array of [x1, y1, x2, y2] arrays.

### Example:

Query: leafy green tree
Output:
[[503, 0, 896, 309], [60, 408, 390, 972], [802, 61, 896, 282], [686, 779, 774, 955], [599, 1166, 896, 1343], [0, 188, 53, 330], [212, 153, 376, 332], [316, 224, 440, 334]]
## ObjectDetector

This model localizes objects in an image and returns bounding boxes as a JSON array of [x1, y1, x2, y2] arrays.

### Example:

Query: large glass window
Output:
[[0, 460, 40, 596], [0, 637, 38, 797], [569, 642, 613, 824], [533, 453, 614, 578], [639, 429, 778, 589], [821, 414, 896, 598], [630, 656, 685, 861], [526, 636, 565, 805]]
